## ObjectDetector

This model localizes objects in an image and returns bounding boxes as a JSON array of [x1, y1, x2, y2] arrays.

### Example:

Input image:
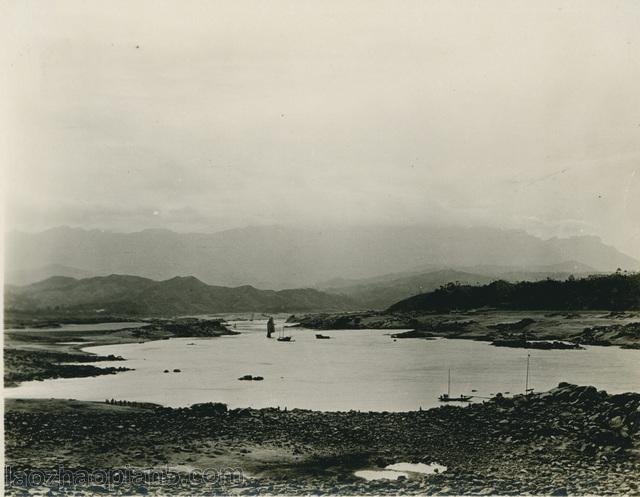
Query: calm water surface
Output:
[[6, 319, 640, 411]]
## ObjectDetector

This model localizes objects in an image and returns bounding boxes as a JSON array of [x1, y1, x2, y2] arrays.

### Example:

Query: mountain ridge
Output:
[[5, 225, 638, 289], [5, 274, 355, 316]]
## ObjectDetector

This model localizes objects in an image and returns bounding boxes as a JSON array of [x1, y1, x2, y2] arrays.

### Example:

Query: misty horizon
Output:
[[6, 223, 638, 291], [4, 1, 640, 258], [6, 222, 638, 260]]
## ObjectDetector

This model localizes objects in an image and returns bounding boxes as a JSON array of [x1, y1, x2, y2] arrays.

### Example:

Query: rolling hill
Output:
[[320, 269, 497, 309], [5, 275, 356, 316], [4, 264, 98, 286], [317, 263, 600, 309]]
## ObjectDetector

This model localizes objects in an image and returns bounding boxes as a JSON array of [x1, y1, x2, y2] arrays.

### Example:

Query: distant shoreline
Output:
[[291, 309, 640, 349], [3, 318, 237, 387]]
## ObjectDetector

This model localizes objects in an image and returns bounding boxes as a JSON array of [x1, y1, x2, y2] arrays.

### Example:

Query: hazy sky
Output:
[[3, 1, 640, 256]]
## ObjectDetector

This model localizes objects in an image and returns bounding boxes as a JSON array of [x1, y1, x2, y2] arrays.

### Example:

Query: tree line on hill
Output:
[[387, 272, 640, 312]]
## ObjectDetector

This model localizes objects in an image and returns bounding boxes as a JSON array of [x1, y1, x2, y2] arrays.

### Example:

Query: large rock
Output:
[[190, 402, 228, 415], [608, 392, 640, 408], [592, 429, 632, 448], [609, 416, 625, 430], [574, 386, 603, 404]]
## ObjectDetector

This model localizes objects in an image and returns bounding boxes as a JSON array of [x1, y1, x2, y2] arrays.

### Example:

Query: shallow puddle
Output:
[[386, 462, 447, 474], [354, 469, 409, 481], [355, 462, 447, 480]]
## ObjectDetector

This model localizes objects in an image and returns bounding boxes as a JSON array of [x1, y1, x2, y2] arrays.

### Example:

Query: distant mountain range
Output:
[[5, 225, 639, 289], [5, 275, 354, 316]]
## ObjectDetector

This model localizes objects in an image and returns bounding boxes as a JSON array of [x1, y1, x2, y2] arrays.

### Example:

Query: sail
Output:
[[266, 317, 275, 338]]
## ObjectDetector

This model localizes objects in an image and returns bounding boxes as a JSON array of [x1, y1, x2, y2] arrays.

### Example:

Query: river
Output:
[[6, 318, 640, 411]]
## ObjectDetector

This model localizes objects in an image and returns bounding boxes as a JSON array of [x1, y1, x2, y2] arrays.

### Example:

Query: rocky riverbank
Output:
[[4, 348, 130, 387], [4, 313, 139, 329], [291, 310, 640, 349], [5, 383, 640, 495], [491, 339, 583, 350], [4, 318, 238, 386]]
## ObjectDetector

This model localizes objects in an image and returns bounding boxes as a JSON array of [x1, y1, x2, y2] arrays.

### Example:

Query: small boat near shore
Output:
[[439, 394, 472, 402], [315, 334, 331, 339], [439, 369, 472, 402], [277, 326, 294, 342]]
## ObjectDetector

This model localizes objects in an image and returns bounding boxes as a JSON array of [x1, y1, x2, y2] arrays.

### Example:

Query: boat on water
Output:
[[439, 393, 472, 402], [277, 326, 294, 342], [438, 369, 472, 402], [315, 334, 331, 339]]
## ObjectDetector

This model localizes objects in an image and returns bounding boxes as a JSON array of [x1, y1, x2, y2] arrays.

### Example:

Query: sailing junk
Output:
[[266, 317, 275, 338]]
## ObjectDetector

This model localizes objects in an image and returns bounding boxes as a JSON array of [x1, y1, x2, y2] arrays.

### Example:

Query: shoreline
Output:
[[291, 309, 640, 349], [3, 318, 237, 387], [5, 383, 640, 495]]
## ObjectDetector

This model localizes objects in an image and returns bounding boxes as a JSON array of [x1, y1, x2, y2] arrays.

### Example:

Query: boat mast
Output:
[[525, 353, 530, 395], [448, 368, 451, 397]]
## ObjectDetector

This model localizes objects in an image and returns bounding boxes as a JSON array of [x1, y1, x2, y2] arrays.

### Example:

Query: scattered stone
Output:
[[4, 382, 640, 496]]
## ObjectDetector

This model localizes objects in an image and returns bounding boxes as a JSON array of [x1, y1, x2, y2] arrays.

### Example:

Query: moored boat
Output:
[[438, 369, 472, 402], [438, 393, 472, 402], [277, 326, 293, 342]]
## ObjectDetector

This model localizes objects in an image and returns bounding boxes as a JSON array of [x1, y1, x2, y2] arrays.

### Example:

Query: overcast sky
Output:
[[3, 1, 640, 256]]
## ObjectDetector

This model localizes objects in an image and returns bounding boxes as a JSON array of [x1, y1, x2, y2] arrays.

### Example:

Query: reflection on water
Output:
[[6, 319, 640, 411]]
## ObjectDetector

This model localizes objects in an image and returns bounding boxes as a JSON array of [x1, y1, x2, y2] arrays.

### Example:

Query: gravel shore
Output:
[[5, 383, 640, 496]]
